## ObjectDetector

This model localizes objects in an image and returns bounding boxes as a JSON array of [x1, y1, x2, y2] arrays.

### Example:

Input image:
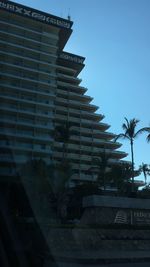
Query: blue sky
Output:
[[13, 0, 150, 183]]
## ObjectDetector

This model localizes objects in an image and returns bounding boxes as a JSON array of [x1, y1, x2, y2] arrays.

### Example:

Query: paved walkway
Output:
[[54, 262, 150, 267], [52, 249, 150, 260]]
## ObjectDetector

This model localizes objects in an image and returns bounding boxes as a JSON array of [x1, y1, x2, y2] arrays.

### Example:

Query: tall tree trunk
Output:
[[62, 142, 67, 160], [130, 139, 134, 191], [103, 172, 106, 192], [144, 171, 147, 185]]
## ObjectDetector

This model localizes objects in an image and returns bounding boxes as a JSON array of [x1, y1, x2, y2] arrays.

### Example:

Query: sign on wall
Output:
[[133, 211, 150, 225], [60, 52, 85, 64], [0, 0, 72, 29], [114, 209, 150, 226]]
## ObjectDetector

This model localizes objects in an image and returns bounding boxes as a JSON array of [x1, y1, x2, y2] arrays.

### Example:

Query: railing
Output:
[[0, 50, 57, 67]]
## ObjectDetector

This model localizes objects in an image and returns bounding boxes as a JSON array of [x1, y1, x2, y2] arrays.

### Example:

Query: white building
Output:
[[0, 0, 127, 184]]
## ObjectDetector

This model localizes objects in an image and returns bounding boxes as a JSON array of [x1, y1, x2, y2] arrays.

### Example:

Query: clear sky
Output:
[[12, 0, 150, 183]]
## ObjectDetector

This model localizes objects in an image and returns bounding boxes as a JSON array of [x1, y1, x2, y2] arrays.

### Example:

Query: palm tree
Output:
[[108, 163, 132, 195], [139, 163, 150, 185], [54, 121, 72, 160], [21, 159, 72, 221], [53, 160, 72, 219], [115, 117, 150, 189], [91, 150, 111, 191], [20, 159, 56, 221]]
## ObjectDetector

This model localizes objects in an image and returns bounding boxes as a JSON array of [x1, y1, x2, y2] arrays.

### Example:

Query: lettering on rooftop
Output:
[[60, 52, 85, 64], [0, 0, 72, 29]]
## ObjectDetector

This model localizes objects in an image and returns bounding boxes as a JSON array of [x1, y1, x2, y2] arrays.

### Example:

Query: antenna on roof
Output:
[[60, 9, 63, 18], [67, 8, 71, 21]]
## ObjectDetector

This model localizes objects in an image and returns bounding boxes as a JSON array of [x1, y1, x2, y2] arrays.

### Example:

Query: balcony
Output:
[[53, 150, 127, 165], [0, 154, 50, 164], [1, 139, 52, 155], [54, 141, 120, 154], [92, 138, 121, 149], [0, 105, 54, 120], [0, 50, 57, 68], [53, 151, 92, 162], [73, 174, 94, 182], [110, 150, 128, 159], [0, 94, 54, 110], [55, 97, 98, 112], [70, 135, 121, 149], [0, 72, 56, 87], [71, 126, 115, 139], [0, 29, 58, 53], [55, 106, 104, 122], [0, 143, 51, 155], [0, 40, 57, 60], [0, 118, 54, 131], [72, 163, 93, 171], [1, 84, 55, 99], [57, 81, 87, 94], [1, 65, 56, 82], [56, 88, 93, 103], [0, 19, 59, 42], [57, 65, 76, 75], [0, 129, 53, 143], [57, 73, 81, 85], [2, 62, 56, 78], [54, 114, 109, 130], [54, 140, 125, 160]]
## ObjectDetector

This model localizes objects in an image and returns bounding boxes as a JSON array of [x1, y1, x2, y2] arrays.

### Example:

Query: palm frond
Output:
[[122, 118, 139, 138], [130, 118, 140, 126], [134, 127, 150, 138], [130, 118, 139, 135], [139, 162, 150, 184], [132, 118, 140, 125], [124, 117, 130, 128], [147, 134, 150, 143], [122, 123, 128, 132], [114, 133, 129, 142]]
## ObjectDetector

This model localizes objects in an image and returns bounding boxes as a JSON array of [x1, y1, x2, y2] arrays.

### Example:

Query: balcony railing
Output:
[[57, 73, 81, 84], [0, 105, 53, 119], [57, 81, 87, 93], [0, 95, 54, 110], [0, 118, 54, 131], [54, 114, 109, 129], [1, 72, 56, 87], [0, 50, 57, 68], [2, 62, 56, 78], [1, 84, 55, 99], [56, 88, 93, 103], [55, 97, 98, 112], [0, 40, 57, 59], [55, 106, 104, 122], [0, 29, 58, 52], [0, 19, 59, 42]]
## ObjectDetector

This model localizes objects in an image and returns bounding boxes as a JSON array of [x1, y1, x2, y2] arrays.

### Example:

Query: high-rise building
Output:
[[2, 2, 143, 266], [0, 0, 127, 185]]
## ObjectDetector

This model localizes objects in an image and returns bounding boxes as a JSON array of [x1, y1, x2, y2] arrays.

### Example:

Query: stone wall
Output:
[[82, 195, 150, 225], [83, 195, 150, 209]]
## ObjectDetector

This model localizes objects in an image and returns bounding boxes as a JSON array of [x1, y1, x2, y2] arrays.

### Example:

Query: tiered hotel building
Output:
[[0, 0, 127, 184]]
